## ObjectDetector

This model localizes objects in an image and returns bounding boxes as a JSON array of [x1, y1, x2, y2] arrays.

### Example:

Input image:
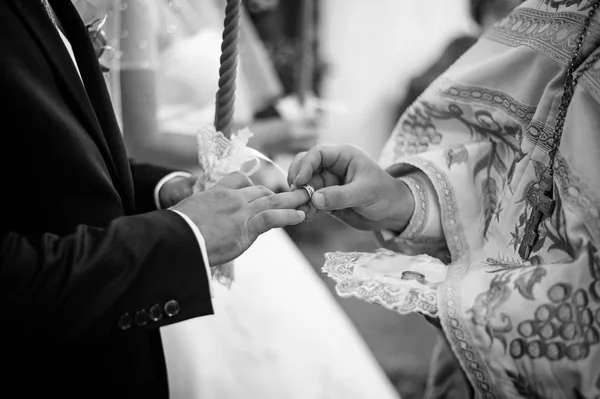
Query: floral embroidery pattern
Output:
[[468, 265, 547, 351], [506, 369, 559, 399], [465, 243, 600, 397], [441, 83, 536, 125], [486, 7, 600, 66], [394, 108, 442, 157], [401, 159, 504, 397], [376, 5, 600, 396], [525, 120, 559, 151], [539, 0, 599, 11], [397, 100, 524, 240], [508, 244, 600, 362], [444, 145, 469, 169]]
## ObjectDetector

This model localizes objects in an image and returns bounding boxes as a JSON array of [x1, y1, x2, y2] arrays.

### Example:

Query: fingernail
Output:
[[312, 193, 326, 208], [290, 184, 297, 191], [297, 210, 306, 220]]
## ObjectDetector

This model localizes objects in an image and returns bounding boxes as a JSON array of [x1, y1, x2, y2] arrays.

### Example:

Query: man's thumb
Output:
[[311, 183, 364, 211]]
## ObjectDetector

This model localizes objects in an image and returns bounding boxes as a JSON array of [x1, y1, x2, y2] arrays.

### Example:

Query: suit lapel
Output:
[[49, 0, 135, 213], [8, 0, 135, 214], [9, 0, 92, 129]]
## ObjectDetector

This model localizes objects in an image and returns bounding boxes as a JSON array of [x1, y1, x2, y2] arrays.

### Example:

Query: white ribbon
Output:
[[194, 124, 291, 288]]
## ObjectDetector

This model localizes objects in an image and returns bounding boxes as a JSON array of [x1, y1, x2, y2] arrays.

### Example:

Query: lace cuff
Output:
[[381, 171, 444, 243], [398, 175, 428, 239]]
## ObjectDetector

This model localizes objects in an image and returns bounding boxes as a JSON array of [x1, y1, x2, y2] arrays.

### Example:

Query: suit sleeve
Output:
[[0, 210, 213, 342]]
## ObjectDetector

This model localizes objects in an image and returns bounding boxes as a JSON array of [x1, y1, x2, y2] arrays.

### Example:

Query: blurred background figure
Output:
[[73, 1, 523, 398], [394, 0, 525, 121]]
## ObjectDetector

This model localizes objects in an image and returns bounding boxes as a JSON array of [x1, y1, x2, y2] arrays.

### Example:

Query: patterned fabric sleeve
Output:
[[377, 171, 449, 261]]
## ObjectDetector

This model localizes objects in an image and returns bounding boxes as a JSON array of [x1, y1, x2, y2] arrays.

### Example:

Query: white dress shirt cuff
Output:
[[153, 171, 193, 210], [169, 210, 214, 298]]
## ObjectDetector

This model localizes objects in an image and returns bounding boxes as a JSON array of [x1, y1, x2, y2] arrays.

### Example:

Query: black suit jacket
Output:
[[0, 1, 213, 397]]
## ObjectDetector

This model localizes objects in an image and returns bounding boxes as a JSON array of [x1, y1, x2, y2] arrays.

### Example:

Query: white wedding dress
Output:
[[86, 0, 401, 397]]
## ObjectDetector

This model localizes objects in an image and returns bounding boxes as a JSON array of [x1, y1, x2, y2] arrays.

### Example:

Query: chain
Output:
[[548, 0, 600, 170]]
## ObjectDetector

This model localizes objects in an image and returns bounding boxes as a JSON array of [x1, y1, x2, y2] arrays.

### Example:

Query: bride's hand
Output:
[[287, 144, 415, 232]]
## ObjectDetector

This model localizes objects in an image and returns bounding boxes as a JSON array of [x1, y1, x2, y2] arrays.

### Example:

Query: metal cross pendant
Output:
[[518, 168, 555, 260]]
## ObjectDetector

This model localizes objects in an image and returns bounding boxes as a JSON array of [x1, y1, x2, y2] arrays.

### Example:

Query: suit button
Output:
[[164, 300, 180, 317], [118, 313, 132, 330], [149, 304, 163, 322], [134, 309, 149, 326]]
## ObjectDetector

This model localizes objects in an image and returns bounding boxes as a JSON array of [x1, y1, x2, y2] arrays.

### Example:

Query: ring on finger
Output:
[[301, 184, 316, 200]]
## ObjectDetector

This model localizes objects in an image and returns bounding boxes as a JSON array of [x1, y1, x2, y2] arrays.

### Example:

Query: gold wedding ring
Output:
[[301, 184, 316, 200]]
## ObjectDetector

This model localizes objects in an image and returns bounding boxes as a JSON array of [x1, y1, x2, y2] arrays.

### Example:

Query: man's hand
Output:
[[159, 175, 197, 209], [172, 172, 308, 266], [287, 144, 415, 232]]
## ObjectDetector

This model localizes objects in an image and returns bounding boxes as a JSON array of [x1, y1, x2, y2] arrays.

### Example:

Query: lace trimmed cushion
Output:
[[322, 248, 446, 318]]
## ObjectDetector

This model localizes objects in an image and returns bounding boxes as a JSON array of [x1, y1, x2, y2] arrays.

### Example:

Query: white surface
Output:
[[161, 228, 401, 399]]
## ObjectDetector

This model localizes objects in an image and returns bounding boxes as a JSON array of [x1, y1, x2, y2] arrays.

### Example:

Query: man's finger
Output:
[[311, 180, 370, 211], [292, 147, 323, 188], [304, 169, 342, 192], [252, 189, 310, 212], [217, 171, 254, 190], [239, 185, 274, 202], [287, 151, 307, 188], [248, 209, 306, 236], [292, 145, 357, 188]]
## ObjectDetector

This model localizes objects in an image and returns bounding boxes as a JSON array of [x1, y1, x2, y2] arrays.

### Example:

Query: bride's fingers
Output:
[[292, 145, 356, 188]]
